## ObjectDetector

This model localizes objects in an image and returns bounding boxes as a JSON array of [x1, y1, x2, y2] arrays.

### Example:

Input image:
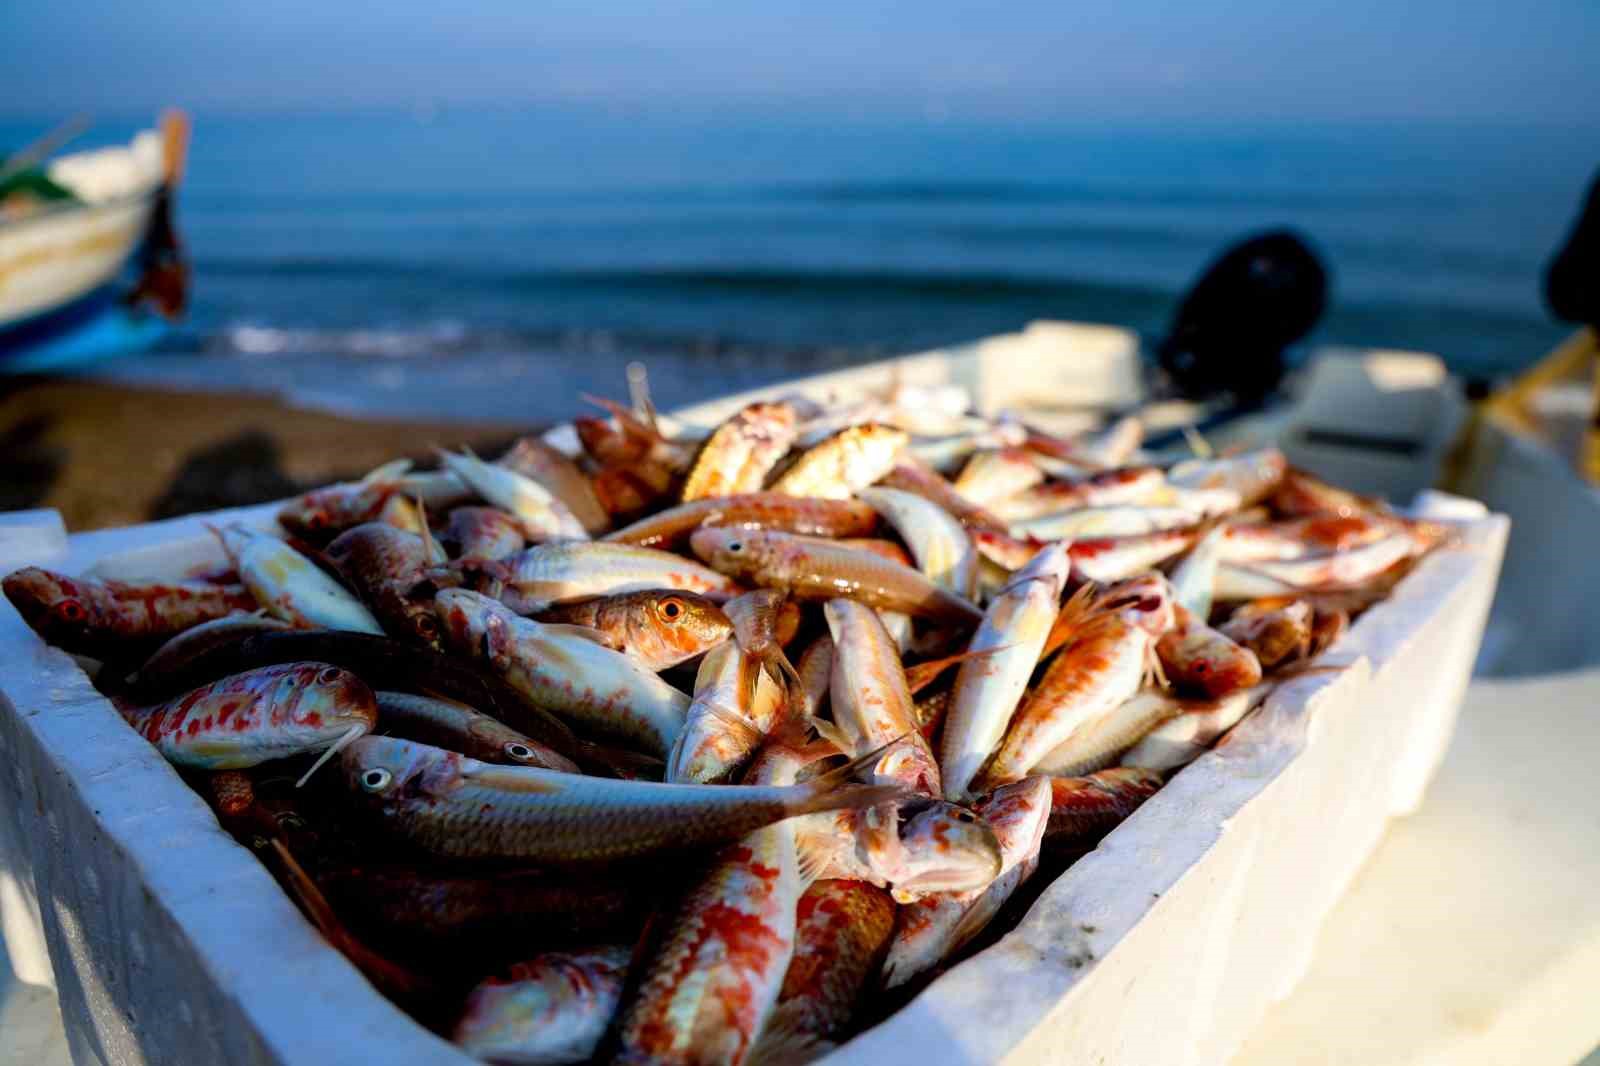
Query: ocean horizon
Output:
[[4, 108, 1591, 422]]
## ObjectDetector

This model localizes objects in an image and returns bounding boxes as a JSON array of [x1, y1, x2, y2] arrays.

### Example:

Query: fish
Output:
[[1167, 526, 1225, 618], [1119, 684, 1274, 772], [454, 946, 631, 1066], [497, 436, 612, 535], [858, 486, 977, 598], [275, 458, 421, 541], [1215, 514, 1396, 563], [1154, 604, 1263, 699], [435, 589, 690, 758], [795, 636, 834, 718], [907, 421, 1027, 472], [976, 588, 1160, 791], [372, 493, 446, 560], [823, 600, 940, 797], [1042, 767, 1164, 847], [724, 588, 804, 706], [940, 541, 1072, 801], [1216, 533, 1419, 593], [341, 735, 900, 864], [127, 612, 293, 693], [987, 466, 1167, 522], [375, 691, 578, 772], [1308, 606, 1350, 658], [3, 566, 257, 661], [952, 448, 1045, 506], [604, 494, 880, 551], [689, 528, 981, 625], [436, 448, 590, 541], [484, 541, 742, 615], [878, 463, 1007, 531], [882, 776, 1051, 990], [667, 640, 786, 784], [824, 599, 943, 884], [887, 800, 1004, 899], [537, 590, 734, 672], [443, 506, 528, 561], [318, 864, 639, 953], [1028, 688, 1190, 778], [325, 523, 444, 650], [770, 424, 909, 500], [1009, 504, 1199, 542], [681, 401, 801, 501], [614, 732, 821, 1066], [1025, 415, 1143, 470], [970, 526, 1199, 582], [1271, 466, 1390, 519], [119, 662, 376, 770], [213, 524, 385, 635], [1218, 599, 1313, 668], [1167, 447, 1286, 505], [119, 628, 585, 767], [752, 879, 896, 1064]]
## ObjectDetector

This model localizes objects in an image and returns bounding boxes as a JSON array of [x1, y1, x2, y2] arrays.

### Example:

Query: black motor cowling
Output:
[[1158, 230, 1329, 405]]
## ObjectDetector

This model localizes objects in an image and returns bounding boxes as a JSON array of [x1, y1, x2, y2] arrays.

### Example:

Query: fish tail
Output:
[[789, 736, 913, 816], [269, 840, 429, 1004], [750, 1013, 836, 1066]]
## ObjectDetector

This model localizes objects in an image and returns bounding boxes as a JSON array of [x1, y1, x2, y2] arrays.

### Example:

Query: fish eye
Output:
[[315, 667, 343, 685], [727, 541, 744, 553], [416, 615, 438, 637], [953, 809, 978, 823], [360, 768, 393, 791], [54, 599, 87, 624], [657, 597, 685, 622], [505, 742, 535, 762]]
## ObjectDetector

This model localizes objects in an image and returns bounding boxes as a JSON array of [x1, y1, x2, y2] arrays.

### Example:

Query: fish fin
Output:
[[361, 458, 414, 484], [583, 394, 662, 448], [792, 734, 916, 815], [1180, 423, 1214, 460], [795, 828, 837, 888], [1041, 581, 1103, 659], [904, 644, 1012, 695], [625, 360, 659, 434], [700, 698, 766, 749], [580, 740, 665, 781], [760, 645, 806, 723], [412, 494, 446, 567], [205, 522, 242, 568], [810, 716, 854, 757]]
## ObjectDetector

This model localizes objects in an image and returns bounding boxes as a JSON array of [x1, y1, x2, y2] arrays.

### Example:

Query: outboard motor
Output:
[[1157, 230, 1329, 405], [1546, 168, 1600, 329]]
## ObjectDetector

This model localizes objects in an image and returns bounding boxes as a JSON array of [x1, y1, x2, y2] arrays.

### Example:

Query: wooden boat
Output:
[[0, 113, 188, 363]]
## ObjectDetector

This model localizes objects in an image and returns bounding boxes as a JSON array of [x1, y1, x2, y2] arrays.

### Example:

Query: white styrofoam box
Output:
[[0, 340, 1507, 1066], [976, 321, 1145, 413]]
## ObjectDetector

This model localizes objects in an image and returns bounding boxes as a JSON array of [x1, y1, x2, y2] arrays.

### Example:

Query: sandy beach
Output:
[[0, 377, 525, 531]]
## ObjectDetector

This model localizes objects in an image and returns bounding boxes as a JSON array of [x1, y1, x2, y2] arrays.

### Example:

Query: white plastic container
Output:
[[0, 339, 1507, 1066]]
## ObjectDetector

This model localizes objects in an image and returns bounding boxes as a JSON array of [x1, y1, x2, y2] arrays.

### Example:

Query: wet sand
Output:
[[0, 377, 527, 531]]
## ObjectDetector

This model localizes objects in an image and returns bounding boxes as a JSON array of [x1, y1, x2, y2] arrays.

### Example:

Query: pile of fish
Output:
[[2, 380, 1447, 1065]]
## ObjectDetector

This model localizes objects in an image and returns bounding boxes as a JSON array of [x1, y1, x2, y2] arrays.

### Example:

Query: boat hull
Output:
[[0, 193, 156, 350]]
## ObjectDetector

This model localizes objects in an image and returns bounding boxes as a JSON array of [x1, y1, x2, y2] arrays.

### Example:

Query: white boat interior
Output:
[[1, 322, 1596, 1065]]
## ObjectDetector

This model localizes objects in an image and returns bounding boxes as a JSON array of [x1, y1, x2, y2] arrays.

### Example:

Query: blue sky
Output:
[[7, 1, 1598, 124]]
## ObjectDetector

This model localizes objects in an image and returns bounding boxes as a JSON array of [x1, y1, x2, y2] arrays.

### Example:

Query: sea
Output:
[[6, 109, 1595, 424]]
